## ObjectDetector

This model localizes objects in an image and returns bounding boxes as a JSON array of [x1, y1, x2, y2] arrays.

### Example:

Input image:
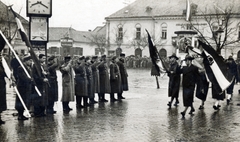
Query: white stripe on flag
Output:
[[203, 49, 231, 90], [186, 0, 191, 21], [2, 57, 11, 79], [16, 17, 25, 32]]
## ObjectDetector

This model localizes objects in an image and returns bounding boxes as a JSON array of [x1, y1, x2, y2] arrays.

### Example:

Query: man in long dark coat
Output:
[[226, 55, 238, 105], [32, 54, 49, 117], [179, 55, 200, 117], [0, 56, 7, 124], [74, 56, 88, 108], [167, 53, 181, 108], [98, 54, 111, 102], [91, 55, 100, 103], [85, 56, 97, 105], [196, 66, 209, 110], [109, 56, 121, 102], [15, 55, 33, 120], [47, 56, 59, 114], [117, 53, 128, 100]]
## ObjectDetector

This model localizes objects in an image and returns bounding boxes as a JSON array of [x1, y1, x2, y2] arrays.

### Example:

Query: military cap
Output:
[[92, 55, 98, 59], [184, 55, 194, 61], [48, 56, 55, 61], [120, 53, 126, 57], [78, 56, 85, 60], [169, 53, 179, 60], [23, 55, 32, 61], [101, 54, 106, 58]]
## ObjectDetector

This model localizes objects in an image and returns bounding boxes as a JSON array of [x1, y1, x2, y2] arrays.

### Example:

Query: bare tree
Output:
[[190, 4, 240, 54], [129, 35, 148, 50], [85, 33, 108, 55]]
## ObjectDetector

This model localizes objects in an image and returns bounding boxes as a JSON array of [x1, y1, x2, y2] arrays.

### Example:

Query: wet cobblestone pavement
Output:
[[1, 69, 240, 142]]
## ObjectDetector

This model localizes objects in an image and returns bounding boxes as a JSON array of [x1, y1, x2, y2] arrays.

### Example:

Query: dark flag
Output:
[[198, 40, 233, 94], [9, 7, 42, 77], [0, 33, 6, 52], [0, 30, 42, 97], [146, 29, 168, 76]]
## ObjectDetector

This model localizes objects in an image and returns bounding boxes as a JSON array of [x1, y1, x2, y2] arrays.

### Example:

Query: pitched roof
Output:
[[49, 27, 93, 42], [92, 25, 106, 35], [0, 1, 28, 24], [106, 0, 240, 19]]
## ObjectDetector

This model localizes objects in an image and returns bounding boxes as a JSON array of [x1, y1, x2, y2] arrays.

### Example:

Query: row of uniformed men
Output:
[[9, 53, 129, 121]]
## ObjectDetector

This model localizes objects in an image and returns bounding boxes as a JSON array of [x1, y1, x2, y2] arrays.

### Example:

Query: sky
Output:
[[0, 0, 135, 31]]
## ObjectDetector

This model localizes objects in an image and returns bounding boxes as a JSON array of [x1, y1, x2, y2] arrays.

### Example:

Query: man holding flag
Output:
[[194, 40, 234, 110], [15, 55, 33, 120]]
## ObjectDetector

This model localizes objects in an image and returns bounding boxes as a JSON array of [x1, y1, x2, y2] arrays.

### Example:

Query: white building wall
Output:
[[107, 16, 240, 59]]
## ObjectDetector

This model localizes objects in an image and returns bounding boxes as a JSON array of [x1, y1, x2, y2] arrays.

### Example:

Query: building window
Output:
[[116, 47, 122, 57], [135, 24, 141, 40], [161, 23, 167, 39], [117, 25, 123, 41], [135, 48, 142, 57], [186, 24, 192, 30], [238, 24, 240, 39], [108, 50, 115, 56], [75, 47, 83, 55], [95, 48, 101, 55], [159, 48, 167, 58], [21, 49, 25, 55], [212, 22, 219, 39]]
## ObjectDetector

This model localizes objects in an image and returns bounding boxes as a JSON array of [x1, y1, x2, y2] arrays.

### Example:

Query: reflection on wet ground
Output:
[[0, 69, 240, 142]]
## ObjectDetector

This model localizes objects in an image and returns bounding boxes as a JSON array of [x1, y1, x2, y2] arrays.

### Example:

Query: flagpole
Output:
[[0, 30, 41, 96], [2, 55, 31, 117]]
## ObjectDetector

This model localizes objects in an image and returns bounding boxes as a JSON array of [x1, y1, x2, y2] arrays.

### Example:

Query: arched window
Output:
[[135, 24, 141, 40], [117, 24, 123, 41], [159, 48, 167, 58], [211, 22, 219, 39], [135, 48, 142, 57], [238, 23, 240, 39], [237, 50, 240, 59], [116, 47, 122, 57], [161, 23, 167, 39]]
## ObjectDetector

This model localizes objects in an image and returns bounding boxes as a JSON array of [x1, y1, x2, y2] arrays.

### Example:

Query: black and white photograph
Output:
[[0, 0, 240, 141]]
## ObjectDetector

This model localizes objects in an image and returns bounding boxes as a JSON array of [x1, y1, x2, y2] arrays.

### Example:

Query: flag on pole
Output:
[[145, 29, 169, 75], [9, 7, 42, 77], [187, 45, 204, 69], [0, 30, 42, 97], [186, 0, 191, 21], [198, 40, 233, 94], [1, 55, 31, 117], [0, 32, 6, 52]]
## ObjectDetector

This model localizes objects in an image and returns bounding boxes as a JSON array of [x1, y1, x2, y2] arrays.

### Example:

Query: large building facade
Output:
[[105, 0, 240, 59]]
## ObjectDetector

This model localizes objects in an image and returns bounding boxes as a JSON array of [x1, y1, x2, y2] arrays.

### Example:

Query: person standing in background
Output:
[[167, 53, 181, 108], [226, 55, 238, 105], [85, 56, 94, 105], [74, 56, 88, 108], [32, 54, 48, 117], [59, 56, 75, 111], [179, 55, 199, 117], [98, 54, 111, 102], [109, 56, 121, 102], [117, 53, 128, 100], [47, 56, 59, 114], [91, 55, 100, 103]]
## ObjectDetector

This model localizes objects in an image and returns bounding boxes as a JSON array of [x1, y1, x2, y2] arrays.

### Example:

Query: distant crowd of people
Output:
[[0, 52, 129, 124]]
